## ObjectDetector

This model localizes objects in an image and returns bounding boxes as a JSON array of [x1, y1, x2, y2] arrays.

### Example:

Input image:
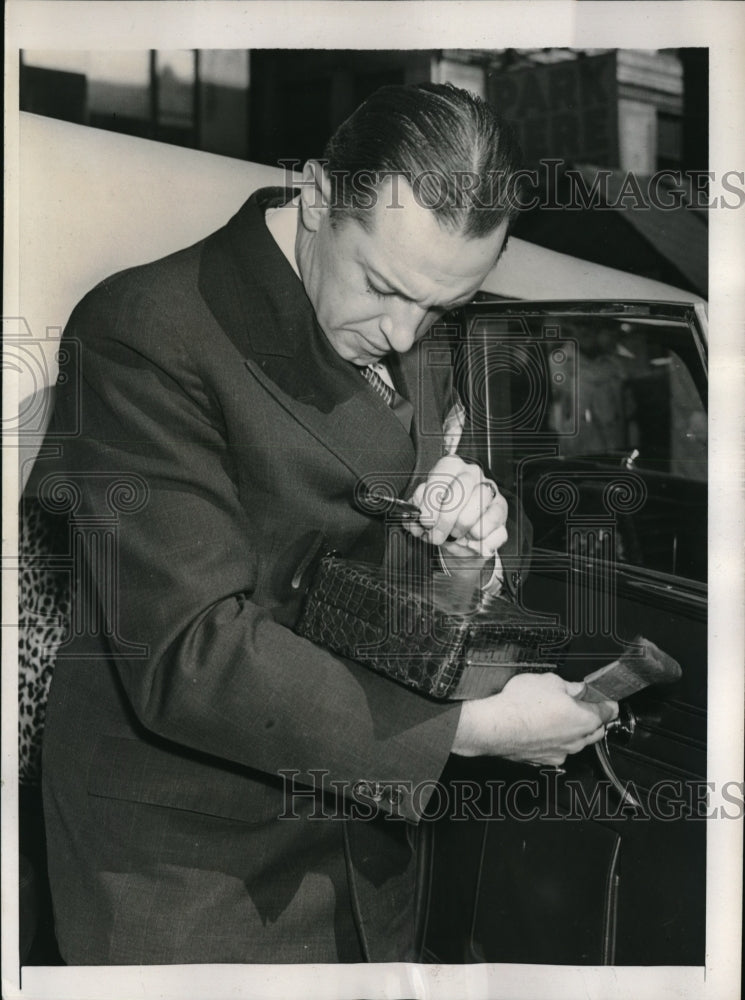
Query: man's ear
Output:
[[299, 160, 331, 232]]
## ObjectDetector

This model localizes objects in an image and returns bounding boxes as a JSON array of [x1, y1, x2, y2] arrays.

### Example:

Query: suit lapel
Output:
[[198, 188, 441, 493], [243, 356, 415, 484]]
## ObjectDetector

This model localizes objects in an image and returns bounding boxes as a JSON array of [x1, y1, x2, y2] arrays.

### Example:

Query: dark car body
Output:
[[424, 299, 708, 965]]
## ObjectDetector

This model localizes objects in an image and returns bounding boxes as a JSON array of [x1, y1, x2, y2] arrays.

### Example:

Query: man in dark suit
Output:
[[29, 83, 617, 964]]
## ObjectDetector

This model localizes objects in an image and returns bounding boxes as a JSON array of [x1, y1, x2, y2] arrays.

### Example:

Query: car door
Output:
[[423, 299, 707, 966]]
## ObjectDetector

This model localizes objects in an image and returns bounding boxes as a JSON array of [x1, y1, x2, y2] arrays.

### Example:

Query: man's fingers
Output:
[[408, 481, 427, 510], [403, 521, 427, 539], [478, 523, 509, 554], [585, 724, 609, 746], [599, 699, 620, 724], [432, 484, 507, 548], [419, 479, 471, 543], [402, 461, 509, 552], [450, 489, 506, 537], [581, 697, 619, 726], [565, 681, 619, 727], [446, 526, 507, 558], [401, 483, 428, 538]]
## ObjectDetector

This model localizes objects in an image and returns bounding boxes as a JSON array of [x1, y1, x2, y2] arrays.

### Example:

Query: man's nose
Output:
[[379, 302, 428, 354]]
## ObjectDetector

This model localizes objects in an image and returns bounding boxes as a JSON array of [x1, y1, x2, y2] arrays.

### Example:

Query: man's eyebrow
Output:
[[365, 230, 508, 306], [365, 266, 418, 302], [366, 266, 474, 310]]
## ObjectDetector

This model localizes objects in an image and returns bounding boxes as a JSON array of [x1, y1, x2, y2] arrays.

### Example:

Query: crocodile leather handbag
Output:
[[294, 554, 569, 700]]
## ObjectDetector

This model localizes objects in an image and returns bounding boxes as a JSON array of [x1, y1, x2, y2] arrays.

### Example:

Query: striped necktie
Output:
[[360, 364, 396, 408], [360, 363, 414, 432]]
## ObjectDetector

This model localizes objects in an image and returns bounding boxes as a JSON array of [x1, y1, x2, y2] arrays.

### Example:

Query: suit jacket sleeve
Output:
[[34, 279, 461, 823]]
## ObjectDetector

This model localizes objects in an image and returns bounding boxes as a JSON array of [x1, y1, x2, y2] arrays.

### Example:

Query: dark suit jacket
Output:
[[29, 189, 530, 964]]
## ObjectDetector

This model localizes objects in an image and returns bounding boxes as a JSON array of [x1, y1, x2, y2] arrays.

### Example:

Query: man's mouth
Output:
[[353, 331, 389, 360]]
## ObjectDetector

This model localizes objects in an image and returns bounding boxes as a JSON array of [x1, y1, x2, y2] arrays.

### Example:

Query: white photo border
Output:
[[4, 3, 743, 998]]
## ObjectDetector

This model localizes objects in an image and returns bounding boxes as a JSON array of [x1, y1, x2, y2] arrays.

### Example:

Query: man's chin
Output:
[[344, 345, 385, 367]]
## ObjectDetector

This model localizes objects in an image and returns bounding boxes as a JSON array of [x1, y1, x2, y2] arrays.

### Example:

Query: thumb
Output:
[[564, 680, 587, 700]]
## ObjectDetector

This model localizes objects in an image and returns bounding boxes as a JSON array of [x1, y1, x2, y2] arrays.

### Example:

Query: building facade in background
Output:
[[20, 47, 703, 172], [19, 47, 708, 292]]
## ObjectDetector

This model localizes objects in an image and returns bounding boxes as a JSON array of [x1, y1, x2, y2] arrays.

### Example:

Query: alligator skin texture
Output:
[[295, 557, 568, 700]]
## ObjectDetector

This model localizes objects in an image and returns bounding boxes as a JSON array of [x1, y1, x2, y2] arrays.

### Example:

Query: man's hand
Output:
[[452, 672, 619, 767], [404, 455, 509, 559]]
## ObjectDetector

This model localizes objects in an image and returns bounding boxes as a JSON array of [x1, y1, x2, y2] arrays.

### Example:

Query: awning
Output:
[[514, 165, 708, 298]]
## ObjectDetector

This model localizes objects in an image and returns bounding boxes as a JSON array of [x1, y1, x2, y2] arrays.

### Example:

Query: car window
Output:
[[455, 308, 707, 583], [546, 324, 707, 480]]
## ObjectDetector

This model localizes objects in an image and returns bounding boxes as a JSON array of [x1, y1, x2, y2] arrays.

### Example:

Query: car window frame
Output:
[[455, 298, 708, 593]]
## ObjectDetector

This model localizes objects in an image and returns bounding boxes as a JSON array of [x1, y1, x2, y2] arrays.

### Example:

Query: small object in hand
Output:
[[362, 488, 461, 541], [577, 636, 682, 703], [363, 489, 421, 518]]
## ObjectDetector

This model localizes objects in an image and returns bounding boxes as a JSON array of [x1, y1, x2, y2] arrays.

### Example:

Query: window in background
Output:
[[657, 109, 684, 171], [199, 51, 250, 159], [87, 50, 151, 126], [459, 310, 707, 582], [20, 50, 250, 156], [154, 50, 197, 146], [19, 50, 89, 124]]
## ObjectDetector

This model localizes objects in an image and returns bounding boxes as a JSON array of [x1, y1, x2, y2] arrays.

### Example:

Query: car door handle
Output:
[[594, 704, 639, 808], [606, 703, 637, 744]]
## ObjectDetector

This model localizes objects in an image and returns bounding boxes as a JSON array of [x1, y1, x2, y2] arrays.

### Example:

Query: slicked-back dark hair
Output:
[[322, 82, 524, 237]]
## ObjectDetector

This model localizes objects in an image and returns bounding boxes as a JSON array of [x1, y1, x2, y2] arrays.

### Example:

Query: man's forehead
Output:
[[367, 174, 449, 227], [361, 195, 505, 279]]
